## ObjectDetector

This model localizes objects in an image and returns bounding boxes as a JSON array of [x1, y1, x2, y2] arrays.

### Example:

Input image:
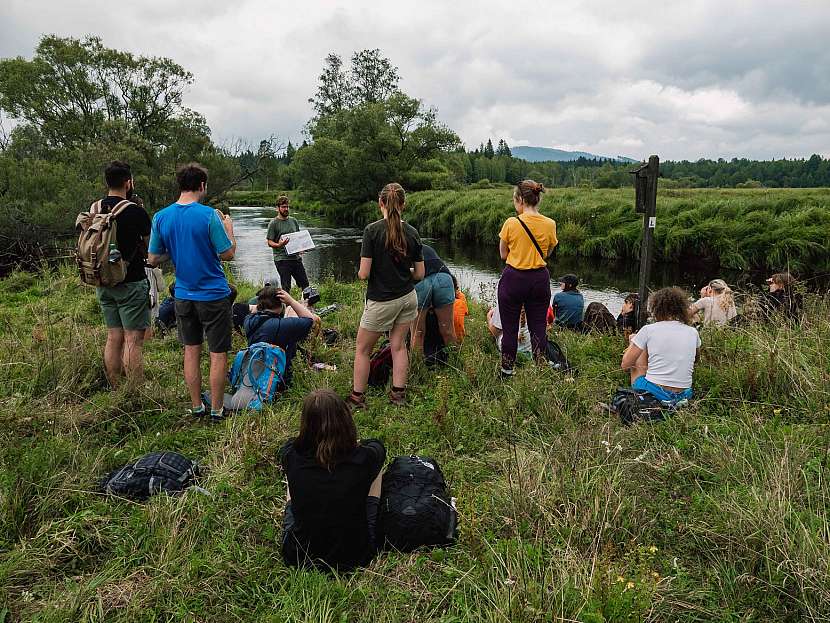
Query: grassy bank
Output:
[[230, 187, 830, 273], [1, 265, 828, 622]]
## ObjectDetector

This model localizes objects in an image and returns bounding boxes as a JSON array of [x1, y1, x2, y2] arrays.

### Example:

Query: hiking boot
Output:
[[388, 387, 407, 406], [347, 391, 366, 411]]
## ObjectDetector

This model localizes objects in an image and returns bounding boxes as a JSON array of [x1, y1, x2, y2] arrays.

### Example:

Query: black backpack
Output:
[[545, 339, 576, 374], [378, 455, 458, 552], [610, 388, 670, 426], [368, 342, 393, 387], [99, 452, 201, 501]]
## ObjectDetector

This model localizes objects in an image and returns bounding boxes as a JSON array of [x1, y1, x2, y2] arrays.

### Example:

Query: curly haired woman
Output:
[[621, 287, 701, 404]]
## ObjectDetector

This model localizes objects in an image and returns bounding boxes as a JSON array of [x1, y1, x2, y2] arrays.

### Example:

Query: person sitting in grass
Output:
[[762, 272, 803, 323], [551, 273, 585, 330], [243, 286, 320, 386], [616, 293, 638, 338], [690, 279, 737, 327], [487, 303, 532, 359], [621, 287, 700, 405], [280, 389, 385, 572]]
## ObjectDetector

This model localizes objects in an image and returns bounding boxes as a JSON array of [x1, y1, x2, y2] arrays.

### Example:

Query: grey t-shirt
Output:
[[360, 219, 423, 302], [267, 216, 302, 261]]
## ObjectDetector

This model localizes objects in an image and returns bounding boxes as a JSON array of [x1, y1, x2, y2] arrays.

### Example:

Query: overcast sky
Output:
[[2, 0, 829, 160]]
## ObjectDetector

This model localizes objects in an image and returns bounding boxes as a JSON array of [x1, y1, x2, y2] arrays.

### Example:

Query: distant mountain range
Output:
[[511, 146, 638, 164]]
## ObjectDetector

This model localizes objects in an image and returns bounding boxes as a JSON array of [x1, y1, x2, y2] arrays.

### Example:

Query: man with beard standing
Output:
[[266, 195, 309, 293], [93, 160, 152, 387]]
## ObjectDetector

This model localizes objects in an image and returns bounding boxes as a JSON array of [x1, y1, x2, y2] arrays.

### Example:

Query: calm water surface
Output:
[[228, 206, 745, 315]]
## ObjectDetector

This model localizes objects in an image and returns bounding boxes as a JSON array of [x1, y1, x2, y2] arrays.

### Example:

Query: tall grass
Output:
[[1, 265, 827, 621], [403, 187, 830, 273]]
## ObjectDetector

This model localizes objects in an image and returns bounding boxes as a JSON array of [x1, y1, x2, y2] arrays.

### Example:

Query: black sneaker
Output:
[[210, 408, 227, 424], [499, 367, 515, 380]]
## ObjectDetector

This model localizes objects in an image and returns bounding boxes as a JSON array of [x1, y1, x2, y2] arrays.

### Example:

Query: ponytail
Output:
[[380, 183, 407, 260]]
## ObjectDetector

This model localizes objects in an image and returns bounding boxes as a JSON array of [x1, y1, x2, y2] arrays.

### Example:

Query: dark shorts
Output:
[[96, 279, 150, 330], [175, 296, 233, 353], [275, 258, 309, 292]]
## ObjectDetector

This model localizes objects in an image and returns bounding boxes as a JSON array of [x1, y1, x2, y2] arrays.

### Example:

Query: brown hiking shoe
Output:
[[388, 387, 407, 406], [347, 391, 366, 411]]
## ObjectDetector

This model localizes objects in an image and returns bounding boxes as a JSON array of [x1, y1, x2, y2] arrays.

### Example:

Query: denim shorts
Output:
[[415, 272, 455, 310], [632, 376, 693, 404]]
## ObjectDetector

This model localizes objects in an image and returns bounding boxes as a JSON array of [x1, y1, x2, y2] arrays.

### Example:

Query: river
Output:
[[227, 206, 742, 315]]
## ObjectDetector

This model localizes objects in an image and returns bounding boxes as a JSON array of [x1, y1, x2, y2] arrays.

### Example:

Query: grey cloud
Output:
[[0, 0, 827, 159]]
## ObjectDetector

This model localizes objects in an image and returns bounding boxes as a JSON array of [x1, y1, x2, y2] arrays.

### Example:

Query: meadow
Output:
[[0, 265, 828, 622], [227, 187, 830, 274]]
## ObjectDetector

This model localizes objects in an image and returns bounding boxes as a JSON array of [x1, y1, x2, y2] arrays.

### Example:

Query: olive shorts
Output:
[[96, 279, 150, 331], [359, 290, 418, 333]]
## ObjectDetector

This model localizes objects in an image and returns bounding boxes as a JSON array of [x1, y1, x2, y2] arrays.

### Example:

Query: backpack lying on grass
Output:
[[545, 339, 576, 374], [99, 452, 201, 501], [378, 455, 458, 552], [610, 388, 686, 426], [226, 342, 287, 410]]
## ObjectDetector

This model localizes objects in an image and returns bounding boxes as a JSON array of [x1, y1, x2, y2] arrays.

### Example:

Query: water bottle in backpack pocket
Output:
[[378, 455, 458, 552]]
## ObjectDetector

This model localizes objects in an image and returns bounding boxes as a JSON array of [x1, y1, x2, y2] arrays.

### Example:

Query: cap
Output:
[[558, 274, 579, 287]]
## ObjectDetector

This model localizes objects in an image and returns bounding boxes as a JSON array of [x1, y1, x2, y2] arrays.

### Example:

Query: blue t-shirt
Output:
[[552, 290, 585, 327], [243, 313, 313, 384], [148, 202, 232, 301]]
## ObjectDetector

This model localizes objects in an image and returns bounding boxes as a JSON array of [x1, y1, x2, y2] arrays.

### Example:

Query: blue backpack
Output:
[[228, 342, 287, 410]]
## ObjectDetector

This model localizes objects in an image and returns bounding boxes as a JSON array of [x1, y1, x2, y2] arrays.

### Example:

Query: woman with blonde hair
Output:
[[690, 279, 737, 326], [349, 183, 425, 408]]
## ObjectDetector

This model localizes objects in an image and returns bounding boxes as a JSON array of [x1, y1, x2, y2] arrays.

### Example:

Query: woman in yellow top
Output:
[[497, 180, 558, 376]]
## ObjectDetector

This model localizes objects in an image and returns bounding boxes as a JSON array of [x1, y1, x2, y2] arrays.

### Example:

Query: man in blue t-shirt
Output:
[[148, 163, 237, 422]]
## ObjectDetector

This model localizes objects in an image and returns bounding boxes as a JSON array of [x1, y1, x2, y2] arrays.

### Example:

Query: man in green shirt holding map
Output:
[[266, 195, 310, 292]]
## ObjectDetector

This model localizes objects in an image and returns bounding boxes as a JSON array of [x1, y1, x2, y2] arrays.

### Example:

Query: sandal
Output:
[[347, 391, 366, 411], [388, 386, 407, 407]]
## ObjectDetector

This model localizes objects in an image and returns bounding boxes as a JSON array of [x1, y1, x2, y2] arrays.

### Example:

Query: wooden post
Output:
[[632, 155, 659, 329]]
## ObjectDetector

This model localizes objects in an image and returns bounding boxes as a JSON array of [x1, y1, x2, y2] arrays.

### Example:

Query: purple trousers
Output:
[[497, 265, 551, 370]]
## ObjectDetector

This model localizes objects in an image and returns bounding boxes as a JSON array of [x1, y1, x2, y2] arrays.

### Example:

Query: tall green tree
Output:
[[294, 51, 458, 207], [0, 35, 197, 148]]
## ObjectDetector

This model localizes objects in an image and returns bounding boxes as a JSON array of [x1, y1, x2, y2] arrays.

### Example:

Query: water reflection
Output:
[[228, 206, 743, 315]]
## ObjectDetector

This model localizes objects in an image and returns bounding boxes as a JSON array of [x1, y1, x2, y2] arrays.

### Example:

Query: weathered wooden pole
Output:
[[631, 155, 659, 329]]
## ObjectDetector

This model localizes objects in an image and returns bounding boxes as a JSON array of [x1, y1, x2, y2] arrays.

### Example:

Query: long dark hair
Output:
[[294, 389, 358, 471], [379, 182, 407, 260]]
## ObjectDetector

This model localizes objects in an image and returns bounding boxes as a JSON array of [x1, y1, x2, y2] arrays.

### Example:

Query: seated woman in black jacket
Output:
[[280, 389, 385, 571]]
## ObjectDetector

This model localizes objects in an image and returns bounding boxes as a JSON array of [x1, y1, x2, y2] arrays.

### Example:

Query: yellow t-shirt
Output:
[[499, 214, 558, 270]]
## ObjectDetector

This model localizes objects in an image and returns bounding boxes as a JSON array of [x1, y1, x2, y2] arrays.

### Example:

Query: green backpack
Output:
[[75, 199, 134, 287]]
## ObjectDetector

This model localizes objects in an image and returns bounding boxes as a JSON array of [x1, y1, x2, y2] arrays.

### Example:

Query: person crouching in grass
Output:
[[621, 287, 700, 405]]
